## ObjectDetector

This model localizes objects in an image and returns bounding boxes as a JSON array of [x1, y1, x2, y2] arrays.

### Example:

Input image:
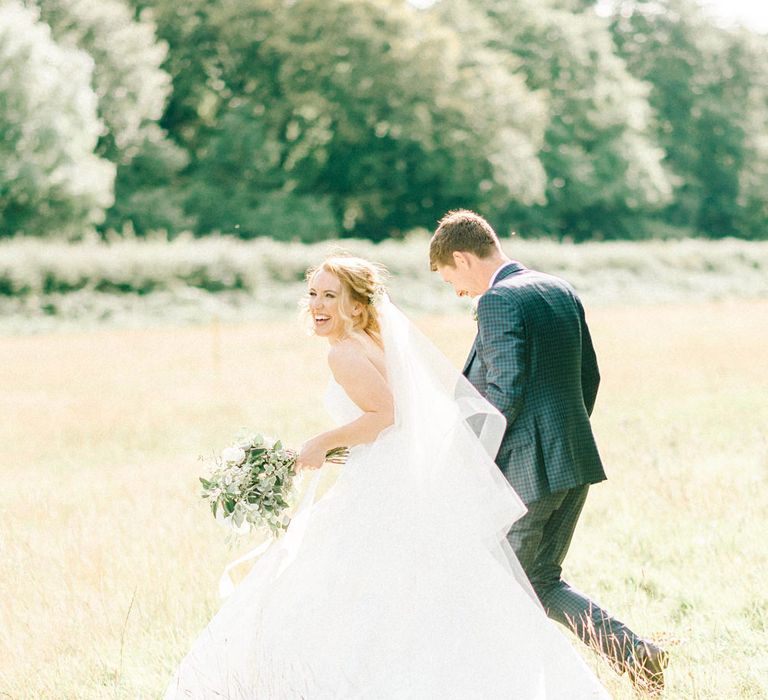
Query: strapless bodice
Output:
[[323, 379, 364, 425]]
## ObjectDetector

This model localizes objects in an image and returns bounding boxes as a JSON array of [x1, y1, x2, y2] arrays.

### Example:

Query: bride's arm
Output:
[[296, 343, 394, 470]]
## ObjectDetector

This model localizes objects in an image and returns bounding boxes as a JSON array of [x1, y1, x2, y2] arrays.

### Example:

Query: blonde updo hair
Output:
[[303, 255, 388, 345]]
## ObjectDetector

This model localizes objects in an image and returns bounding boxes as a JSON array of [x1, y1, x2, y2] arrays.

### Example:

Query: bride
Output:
[[163, 255, 610, 699]]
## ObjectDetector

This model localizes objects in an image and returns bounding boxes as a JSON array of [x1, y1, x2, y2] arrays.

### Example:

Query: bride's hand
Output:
[[296, 437, 327, 471]]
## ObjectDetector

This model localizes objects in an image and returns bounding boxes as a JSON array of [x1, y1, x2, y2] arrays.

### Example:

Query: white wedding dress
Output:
[[164, 297, 610, 699]]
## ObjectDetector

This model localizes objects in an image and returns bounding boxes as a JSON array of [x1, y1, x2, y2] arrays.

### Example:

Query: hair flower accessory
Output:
[[368, 286, 386, 306]]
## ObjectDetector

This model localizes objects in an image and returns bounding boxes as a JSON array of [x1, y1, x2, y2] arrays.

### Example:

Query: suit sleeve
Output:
[[576, 296, 600, 416], [476, 290, 527, 424]]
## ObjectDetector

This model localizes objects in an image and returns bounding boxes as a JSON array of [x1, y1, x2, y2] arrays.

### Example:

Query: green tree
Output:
[[609, 0, 768, 238], [733, 30, 768, 239], [0, 1, 114, 236], [102, 124, 193, 235], [35, 0, 188, 235], [35, 0, 171, 160], [137, 0, 547, 239], [438, 0, 672, 240]]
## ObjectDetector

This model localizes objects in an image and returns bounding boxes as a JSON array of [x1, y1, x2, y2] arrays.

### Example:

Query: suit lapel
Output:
[[463, 262, 525, 377], [462, 338, 477, 375]]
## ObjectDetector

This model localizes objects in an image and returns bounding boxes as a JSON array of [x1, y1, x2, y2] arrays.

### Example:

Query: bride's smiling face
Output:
[[307, 269, 350, 342]]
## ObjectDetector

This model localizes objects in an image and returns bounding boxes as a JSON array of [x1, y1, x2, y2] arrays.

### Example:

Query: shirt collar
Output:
[[489, 262, 513, 289]]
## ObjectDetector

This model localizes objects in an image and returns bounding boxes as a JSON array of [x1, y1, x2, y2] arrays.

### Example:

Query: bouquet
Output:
[[200, 433, 348, 536]]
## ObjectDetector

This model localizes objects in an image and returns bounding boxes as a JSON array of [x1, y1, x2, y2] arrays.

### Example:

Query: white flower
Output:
[[221, 446, 246, 464]]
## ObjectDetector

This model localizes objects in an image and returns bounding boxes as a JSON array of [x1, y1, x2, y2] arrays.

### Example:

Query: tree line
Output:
[[1, 0, 767, 242]]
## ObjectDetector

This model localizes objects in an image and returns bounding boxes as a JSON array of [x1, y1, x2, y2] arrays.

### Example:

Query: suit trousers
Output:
[[506, 485, 639, 667]]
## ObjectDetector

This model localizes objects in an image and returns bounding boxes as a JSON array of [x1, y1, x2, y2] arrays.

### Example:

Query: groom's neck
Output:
[[475, 252, 512, 287]]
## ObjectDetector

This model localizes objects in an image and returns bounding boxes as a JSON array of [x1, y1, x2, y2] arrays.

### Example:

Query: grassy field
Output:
[[1, 300, 767, 698]]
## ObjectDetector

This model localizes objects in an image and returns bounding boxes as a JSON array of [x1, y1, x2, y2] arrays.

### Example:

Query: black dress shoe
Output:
[[625, 639, 669, 695]]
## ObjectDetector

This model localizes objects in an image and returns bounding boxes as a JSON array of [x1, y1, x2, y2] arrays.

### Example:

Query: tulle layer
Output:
[[164, 431, 608, 699]]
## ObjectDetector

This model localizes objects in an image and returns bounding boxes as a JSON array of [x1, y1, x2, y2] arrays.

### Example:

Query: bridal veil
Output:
[[162, 294, 609, 699]]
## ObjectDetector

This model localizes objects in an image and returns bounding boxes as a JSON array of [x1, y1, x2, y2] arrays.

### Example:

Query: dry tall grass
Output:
[[1, 300, 766, 698]]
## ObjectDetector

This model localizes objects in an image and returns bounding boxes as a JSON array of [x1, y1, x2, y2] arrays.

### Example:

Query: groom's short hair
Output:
[[429, 210, 501, 270]]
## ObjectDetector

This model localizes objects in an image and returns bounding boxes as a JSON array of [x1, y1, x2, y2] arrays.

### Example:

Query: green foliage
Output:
[[141, 0, 546, 239], [35, 0, 171, 160], [437, 0, 673, 240], [609, 0, 768, 240], [102, 125, 193, 235], [200, 434, 301, 536], [244, 192, 338, 243], [179, 110, 337, 241], [34, 0, 184, 236], [2, 0, 768, 241], [0, 1, 114, 237]]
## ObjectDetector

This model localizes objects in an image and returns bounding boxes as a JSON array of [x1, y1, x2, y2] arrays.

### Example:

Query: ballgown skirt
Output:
[[163, 381, 610, 699]]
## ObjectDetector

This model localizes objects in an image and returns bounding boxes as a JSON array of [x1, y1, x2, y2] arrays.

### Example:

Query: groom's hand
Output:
[[296, 437, 327, 471]]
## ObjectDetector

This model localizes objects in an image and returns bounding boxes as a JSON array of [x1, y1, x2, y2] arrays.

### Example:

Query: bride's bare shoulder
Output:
[[328, 334, 385, 378], [328, 335, 369, 364], [327, 338, 360, 365]]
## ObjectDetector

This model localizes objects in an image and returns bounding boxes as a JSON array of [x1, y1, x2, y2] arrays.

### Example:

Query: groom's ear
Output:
[[453, 251, 471, 269]]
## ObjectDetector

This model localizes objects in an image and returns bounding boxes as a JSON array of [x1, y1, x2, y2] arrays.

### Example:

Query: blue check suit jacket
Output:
[[464, 262, 606, 504]]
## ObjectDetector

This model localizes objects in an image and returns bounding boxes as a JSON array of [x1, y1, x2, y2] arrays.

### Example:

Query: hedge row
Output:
[[1, 234, 766, 333]]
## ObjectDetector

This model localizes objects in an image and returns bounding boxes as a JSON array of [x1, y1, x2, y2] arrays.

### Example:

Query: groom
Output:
[[430, 210, 668, 693]]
